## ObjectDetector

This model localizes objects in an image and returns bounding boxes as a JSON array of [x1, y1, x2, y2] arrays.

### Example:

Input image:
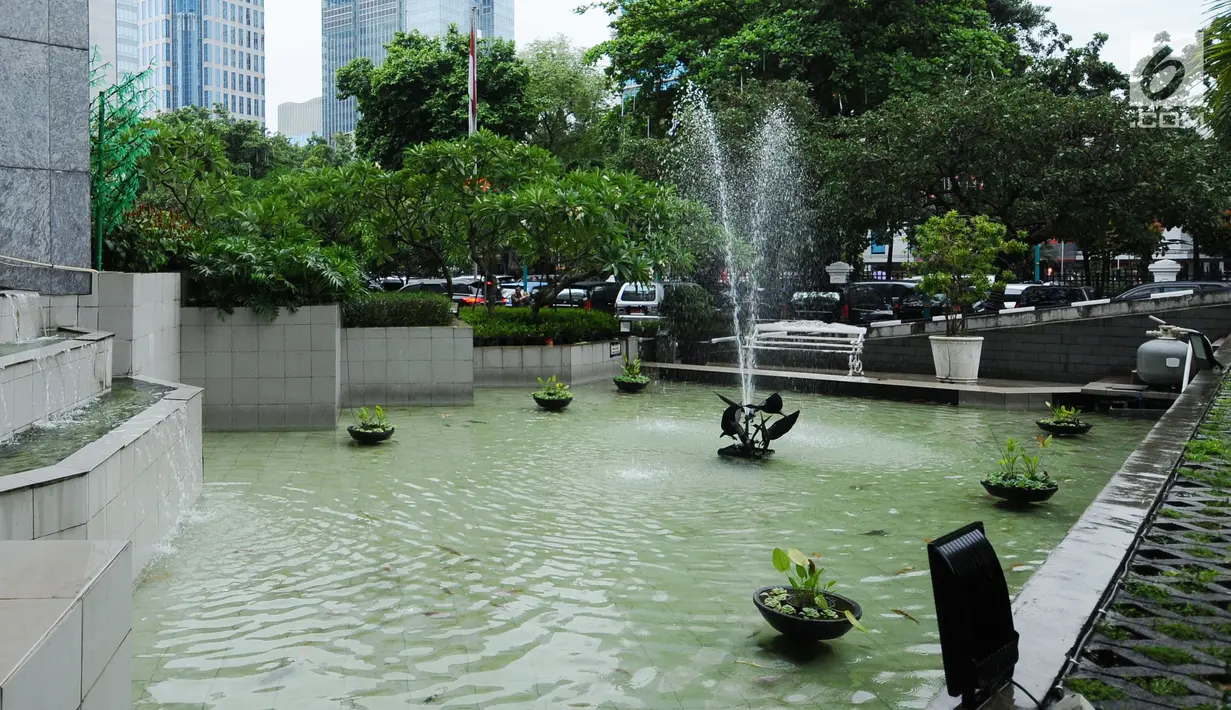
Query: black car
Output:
[[785, 290, 842, 321], [1112, 281, 1231, 302], [571, 281, 621, 312], [898, 293, 947, 321], [1014, 285, 1097, 309]]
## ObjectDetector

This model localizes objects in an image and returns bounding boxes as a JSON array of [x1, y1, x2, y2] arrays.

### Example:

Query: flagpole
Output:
[[468, 0, 478, 135]]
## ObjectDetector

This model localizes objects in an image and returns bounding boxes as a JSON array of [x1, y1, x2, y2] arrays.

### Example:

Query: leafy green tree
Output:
[[301, 132, 357, 169], [521, 35, 613, 167], [405, 131, 559, 310], [591, 0, 1021, 122], [365, 167, 467, 291], [1204, 0, 1231, 141], [274, 162, 380, 253], [139, 112, 233, 227], [336, 28, 534, 169]]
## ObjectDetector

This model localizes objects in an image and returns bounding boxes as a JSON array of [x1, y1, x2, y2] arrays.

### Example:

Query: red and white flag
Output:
[[468, 2, 478, 135]]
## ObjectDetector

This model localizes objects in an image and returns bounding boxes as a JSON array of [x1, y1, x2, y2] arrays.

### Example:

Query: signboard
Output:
[[609, 342, 622, 358]]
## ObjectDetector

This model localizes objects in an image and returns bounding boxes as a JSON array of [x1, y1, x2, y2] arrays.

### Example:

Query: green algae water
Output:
[[131, 383, 1151, 709]]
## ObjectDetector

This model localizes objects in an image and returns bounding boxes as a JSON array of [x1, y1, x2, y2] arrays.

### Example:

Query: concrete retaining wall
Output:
[[340, 326, 473, 407], [96, 272, 181, 381], [849, 292, 1231, 383], [180, 306, 340, 430], [0, 541, 132, 710], [474, 341, 624, 388], [0, 379, 203, 575]]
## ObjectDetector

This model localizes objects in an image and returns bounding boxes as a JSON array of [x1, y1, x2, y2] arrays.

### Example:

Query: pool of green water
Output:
[[0, 378, 171, 476], [131, 383, 1152, 709], [0, 333, 67, 358]]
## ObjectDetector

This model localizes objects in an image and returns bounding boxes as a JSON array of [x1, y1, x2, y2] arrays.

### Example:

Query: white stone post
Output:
[[826, 261, 855, 285], [1148, 258, 1181, 283]]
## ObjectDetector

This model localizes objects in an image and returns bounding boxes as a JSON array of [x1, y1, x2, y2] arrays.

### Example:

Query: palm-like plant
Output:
[[1209, 0, 1231, 140]]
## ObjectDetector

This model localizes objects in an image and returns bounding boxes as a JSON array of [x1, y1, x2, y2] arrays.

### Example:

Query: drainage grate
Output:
[[1064, 391, 1231, 709]]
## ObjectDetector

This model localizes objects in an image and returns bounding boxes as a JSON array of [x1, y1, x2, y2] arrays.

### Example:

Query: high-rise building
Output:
[[137, 0, 267, 125], [278, 97, 323, 144], [90, 0, 141, 89], [322, 0, 514, 140]]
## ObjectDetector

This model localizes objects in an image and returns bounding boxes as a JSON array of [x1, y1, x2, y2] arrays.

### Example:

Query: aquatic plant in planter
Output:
[[717, 392, 799, 459], [348, 405, 395, 444], [753, 547, 867, 642], [982, 435, 1058, 503], [614, 356, 651, 393], [1037, 401, 1093, 436], [533, 375, 573, 411]]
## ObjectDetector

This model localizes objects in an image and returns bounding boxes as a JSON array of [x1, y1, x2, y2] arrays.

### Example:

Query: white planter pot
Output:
[[929, 336, 984, 383]]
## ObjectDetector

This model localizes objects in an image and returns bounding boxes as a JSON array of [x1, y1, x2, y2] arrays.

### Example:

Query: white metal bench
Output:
[[713, 321, 867, 376]]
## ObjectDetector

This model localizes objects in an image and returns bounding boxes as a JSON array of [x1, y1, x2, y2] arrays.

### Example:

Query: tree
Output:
[[818, 79, 1191, 258], [405, 131, 559, 311], [336, 28, 535, 169], [522, 35, 613, 167], [590, 0, 1021, 123], [911, 212, 1024, 336], [139, 112, 233, 227], [1204, 0, 1231, 140], [274, 162, 380, 252]]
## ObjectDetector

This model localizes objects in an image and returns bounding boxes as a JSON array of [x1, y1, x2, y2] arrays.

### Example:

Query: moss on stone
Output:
[[1160, 508, 1189, 519], [1138, 645, 1197, 665], [1184, 531, 1220, 543], [1096, 623, 1139, 641], [1155, 621, 1207, 641], [1130, 676, 1192, 697], [1126, 581, 1173, 602], [1066, 678, 1126, 701], [1185, 546, 1218, 559]]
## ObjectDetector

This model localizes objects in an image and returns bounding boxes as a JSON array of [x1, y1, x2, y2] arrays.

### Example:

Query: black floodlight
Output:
[[928, 522, 1019, 708]]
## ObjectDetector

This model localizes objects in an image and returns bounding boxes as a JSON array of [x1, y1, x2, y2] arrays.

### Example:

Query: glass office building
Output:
[[138, 0, 267, 124], [322, 0, 513, 140]]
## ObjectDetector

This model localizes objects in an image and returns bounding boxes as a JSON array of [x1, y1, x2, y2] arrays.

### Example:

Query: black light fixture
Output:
[[928, 522, 1019, 709]]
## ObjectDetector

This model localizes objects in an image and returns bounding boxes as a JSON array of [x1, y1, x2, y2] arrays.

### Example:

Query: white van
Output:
[[615, 282, 664, 321]]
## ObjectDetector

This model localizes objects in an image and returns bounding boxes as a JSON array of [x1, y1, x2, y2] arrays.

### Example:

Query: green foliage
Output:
[[336, 28, 534, 169], [353, 406, 392, 432], [1154, 621, 1207, 641], [985, 435, 1055, 490], [910, 212, 1024, 336], [1126, 582, 1172, 603], [1129, 677, 1192, 697], [1208, 1, 1231, 141], [522, 35, 613, 167], [764, 548, 867, 631], [616, 356, 650, 384], [460, 307, 618, 344], [90, 56, 157, 270], [1186, 439, 1228, 462], [535, 375, 572, 400], [661, 284, 717, 344], [1045, 402, 1084, 424], [104, 203, 195, 273], [185, 234, 364, 318], [1065, 678, 1126, 701], [1095, 623, 1139, 641], [342, 292, 454, 328]]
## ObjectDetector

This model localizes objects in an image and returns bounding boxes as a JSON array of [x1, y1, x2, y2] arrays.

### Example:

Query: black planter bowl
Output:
[[981, 480, 1059, 503], [348, 426, 394, 445], [614, 378, 650, 393], [719, 445, 774, 460], [533, 395, 572, 411], [753, 586, 862, 642], [1036, 420, 1094, 436]]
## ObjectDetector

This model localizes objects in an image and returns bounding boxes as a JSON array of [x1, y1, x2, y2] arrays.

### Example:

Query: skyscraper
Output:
[[137, 0, 268, 125], [322, 0, 514, 140], [89, 0, 141, 89], [278, 97, 324, 144]]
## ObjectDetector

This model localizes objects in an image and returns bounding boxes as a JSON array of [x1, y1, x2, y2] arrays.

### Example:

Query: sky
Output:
[[266, 0, 1211, 131]]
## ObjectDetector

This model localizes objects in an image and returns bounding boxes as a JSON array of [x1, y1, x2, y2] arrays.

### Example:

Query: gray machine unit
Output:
[[1136, 317, 1221, 389]]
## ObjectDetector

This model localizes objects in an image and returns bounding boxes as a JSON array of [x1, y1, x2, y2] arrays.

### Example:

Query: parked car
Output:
[[1014, 285, 1097, 309], [784, 290, 842, 321], [842, 283, 902, 325], [1112, 281, 1231, 302], [615, 281, 702, 321], [898, 293, 947, 321]]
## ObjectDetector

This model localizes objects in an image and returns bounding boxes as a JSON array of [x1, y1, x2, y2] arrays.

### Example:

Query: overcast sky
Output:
[[267, 0, 1211, 131]]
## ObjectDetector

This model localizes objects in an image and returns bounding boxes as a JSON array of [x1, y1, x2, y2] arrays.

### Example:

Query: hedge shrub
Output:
[[342, 292, 454, 328], [460, 308, 619, 345]]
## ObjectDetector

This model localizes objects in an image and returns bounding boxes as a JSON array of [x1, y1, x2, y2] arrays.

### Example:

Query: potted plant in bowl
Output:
[[1037, 401, 1093, 436], [753, 547, 867, 642], [348, 406, 395, 444], [981, 435, 1058, 503], [533, 375, 573, 411], [614, 356, 651, 393], [910, 211, 1025, 383]]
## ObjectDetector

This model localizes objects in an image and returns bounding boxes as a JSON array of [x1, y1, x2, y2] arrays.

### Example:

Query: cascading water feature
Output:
[[2, 291, 46, 342], [673, 91, 811, 405]]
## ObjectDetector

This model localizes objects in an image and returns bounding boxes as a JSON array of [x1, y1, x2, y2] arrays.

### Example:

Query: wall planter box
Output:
[[475, 341, 624, 388], [340, 325, 474, 407]]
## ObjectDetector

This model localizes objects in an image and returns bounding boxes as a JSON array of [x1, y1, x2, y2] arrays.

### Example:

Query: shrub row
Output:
[[460, 307, 619, 345], [342, 292, 455, 328]]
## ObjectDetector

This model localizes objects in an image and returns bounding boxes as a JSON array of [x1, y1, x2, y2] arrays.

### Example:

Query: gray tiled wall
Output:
[[0, 335, 112, 441], [474, 341, 624, 388], [340, 326, 474, 407], [96, 273, 181, 382], [180, 306, 340, 430], [0, 0, 91, 294]]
